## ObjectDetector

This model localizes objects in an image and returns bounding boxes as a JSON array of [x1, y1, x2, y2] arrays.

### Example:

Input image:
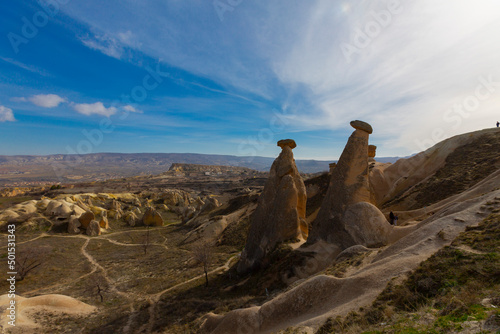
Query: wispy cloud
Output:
[[0, 57, 50, 76], [72, 102, 117, 117], [10, 97, 27, 102], [0, 106, 15, 122], [269, 0, 500, 154], [122, 105, 142, 113], [79, 33, 124, 59], [29, 94, 67, 108]]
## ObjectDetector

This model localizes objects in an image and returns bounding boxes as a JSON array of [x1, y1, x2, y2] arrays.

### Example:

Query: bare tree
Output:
[[86, 274, 109, 303], [193, 241, 213, 287], [143, 226, 150, 254], [15, 249, 47, 281]]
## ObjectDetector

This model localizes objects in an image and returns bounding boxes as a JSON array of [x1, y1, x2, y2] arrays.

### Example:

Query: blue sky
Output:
[[1, 0, 500, 160]]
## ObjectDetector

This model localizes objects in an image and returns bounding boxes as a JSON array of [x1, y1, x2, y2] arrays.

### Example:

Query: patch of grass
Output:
[[323, 250, 372, 278], [218, 215, 250, 250], [0, 236, 91, 296]]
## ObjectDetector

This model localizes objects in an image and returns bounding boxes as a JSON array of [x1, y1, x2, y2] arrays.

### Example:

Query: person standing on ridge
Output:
[[497, 121, 499, 128], [389, 211, 395, 225]]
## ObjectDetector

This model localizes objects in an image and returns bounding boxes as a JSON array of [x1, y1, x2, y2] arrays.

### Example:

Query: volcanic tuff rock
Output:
[[368, 145, 377, 158], [86, 220, 101, 236], [142, 207, 163, 226], [308, 121, 394, 251], [160, 189, 193, 207], [125, 211, 139, 226], [68, 215, 81, 234], [200, 197, 220, 214], [237, 139, 307, 273], [99, 214, 109, 229], [79, 211, 95, 229]]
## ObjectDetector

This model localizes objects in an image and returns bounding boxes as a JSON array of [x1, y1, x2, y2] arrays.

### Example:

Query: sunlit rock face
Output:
[[237, 139, 307, 273], [308, 121, 391, 250]]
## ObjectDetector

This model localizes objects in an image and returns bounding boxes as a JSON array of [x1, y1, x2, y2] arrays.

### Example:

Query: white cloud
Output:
[[80, 33, 124, 59], [72, 102, 117, 117], [122, 105, 143, 113], [29, 94, 66, 108], [0, 106, 15, 122], [270, 0, 500, 155]]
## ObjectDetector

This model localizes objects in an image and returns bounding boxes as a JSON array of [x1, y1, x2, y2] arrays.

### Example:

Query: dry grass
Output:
[[0, 236, 91, 296]]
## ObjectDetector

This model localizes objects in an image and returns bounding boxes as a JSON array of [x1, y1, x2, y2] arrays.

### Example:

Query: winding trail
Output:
[[99, 236, 169, 251], [11, 227, 237, 334]]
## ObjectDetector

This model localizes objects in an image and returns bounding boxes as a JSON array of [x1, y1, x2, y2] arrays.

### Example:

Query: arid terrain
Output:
[[0, 153, 340, 187], [0, 128, 499, 334]]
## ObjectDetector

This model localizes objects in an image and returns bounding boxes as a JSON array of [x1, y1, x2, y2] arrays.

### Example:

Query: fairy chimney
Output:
[[237, 139, 307, 273]]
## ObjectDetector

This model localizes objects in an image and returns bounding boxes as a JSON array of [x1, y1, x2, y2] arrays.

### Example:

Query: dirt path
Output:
[[7, 225, 237, 333], [98, 236, 169, 252], [0, 232, 49, 249], [9, 226, 237, 334]]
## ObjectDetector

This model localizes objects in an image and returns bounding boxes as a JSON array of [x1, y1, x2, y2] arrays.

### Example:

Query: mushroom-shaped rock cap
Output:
[[277, 139, 297, 149], [350, 120, 373, 134]]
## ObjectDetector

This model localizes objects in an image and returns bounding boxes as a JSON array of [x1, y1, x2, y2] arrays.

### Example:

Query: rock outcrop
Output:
[[99, 213, 109, 229], [329, 162, 337, 174], [368, 145, 377, 163], [200, 197, 220, 214], [308, 121, 389, 251], [142, 207, 163, 226], [110, 200, 121, 212], [237, 139, 307, 273], [125, 211, 139, 226], [368, 145, 377, 158], [179, 206, 196, 223], [68, 215, 81, 234], [78, 211, 95, 229], [160, 189, 192, 207], [86, 220, 101, 236]]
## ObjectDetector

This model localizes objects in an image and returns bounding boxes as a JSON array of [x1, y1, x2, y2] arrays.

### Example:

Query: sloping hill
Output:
[[371, 128, 500, 210]]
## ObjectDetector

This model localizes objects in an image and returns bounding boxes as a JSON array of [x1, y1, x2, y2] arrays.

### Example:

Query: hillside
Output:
[[0, 128, 498, 333], [378, 129, 500, 211], [0, 152, 402, 186]]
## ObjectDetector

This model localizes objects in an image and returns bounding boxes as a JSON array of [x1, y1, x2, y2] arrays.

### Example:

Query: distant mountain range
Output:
[[0, 153, 403, 185]]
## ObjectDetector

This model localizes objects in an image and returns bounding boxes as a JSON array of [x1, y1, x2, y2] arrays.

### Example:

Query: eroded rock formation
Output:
[[368, 145, 377, 158], [79, 211, 95, 229], [86, 220, 101, 236], [237, 139, 307, 273], [308, 121, 390, 251], [142, 207, 163, 226], [68, 215, 81, 234]]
